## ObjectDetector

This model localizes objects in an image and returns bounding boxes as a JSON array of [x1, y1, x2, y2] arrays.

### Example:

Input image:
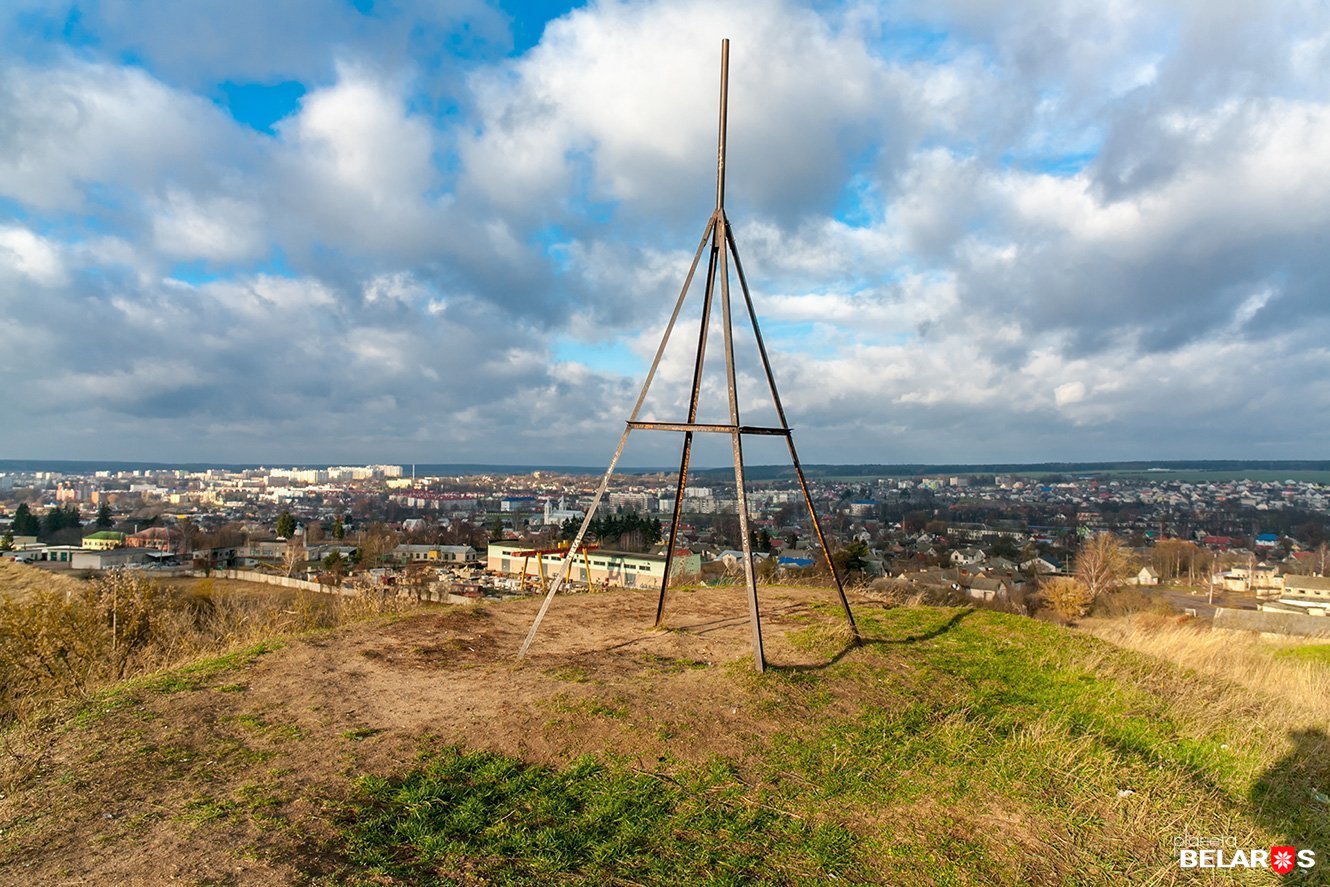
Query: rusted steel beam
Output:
[[655, 213, 721, 627], [516, 213, 717, 661], [716, 210, 765, 672], [627, 421, 789, 436], [716, 38, 729, 211]]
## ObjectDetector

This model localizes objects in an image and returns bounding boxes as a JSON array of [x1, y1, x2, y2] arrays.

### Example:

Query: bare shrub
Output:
[[1042, 576, 1095, 621], [1075, 532, 1133, 601]]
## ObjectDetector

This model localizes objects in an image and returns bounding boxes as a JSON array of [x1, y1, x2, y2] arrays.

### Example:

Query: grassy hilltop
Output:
[[0, 572, 1327, 885]]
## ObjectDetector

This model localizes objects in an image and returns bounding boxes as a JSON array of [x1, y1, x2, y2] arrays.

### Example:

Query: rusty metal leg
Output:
[[655, 222, 721, 627], [731, 432, 764, 671], [787, 437, 860, 641], [517, 424, 631, 660], [655, 430, 693, 626], [716, 216, 765, 671]]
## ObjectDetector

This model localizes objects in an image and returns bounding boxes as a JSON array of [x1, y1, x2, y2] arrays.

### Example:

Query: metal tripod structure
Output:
[[517, 39, 860, 672]]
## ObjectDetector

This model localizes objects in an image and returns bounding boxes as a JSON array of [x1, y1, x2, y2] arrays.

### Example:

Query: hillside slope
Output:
[[1, 586, 1325, 885], [0, 559, 88, 602]]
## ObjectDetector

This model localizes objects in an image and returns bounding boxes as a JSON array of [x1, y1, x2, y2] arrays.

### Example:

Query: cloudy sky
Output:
[[1, 0, 1328, 467]]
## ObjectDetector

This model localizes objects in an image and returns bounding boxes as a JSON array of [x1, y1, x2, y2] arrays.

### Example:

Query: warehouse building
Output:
[[486, 541, 700, 590]]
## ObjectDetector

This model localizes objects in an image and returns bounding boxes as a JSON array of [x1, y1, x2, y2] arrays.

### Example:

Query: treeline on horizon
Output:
[[5, 459, 1330, 478], [694, 460, 1330, 481]]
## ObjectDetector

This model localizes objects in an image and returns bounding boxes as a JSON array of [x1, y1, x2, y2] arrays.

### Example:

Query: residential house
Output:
[[965, 575, 1011, 603], [1127, 566, 1160, 586], [950, 547, 986, 566], [1021, 557, 1060, 575], [716, 549, 771, 570]]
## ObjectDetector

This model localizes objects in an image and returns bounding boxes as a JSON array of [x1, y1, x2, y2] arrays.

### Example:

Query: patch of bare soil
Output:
[[0, 584, 870, 886]]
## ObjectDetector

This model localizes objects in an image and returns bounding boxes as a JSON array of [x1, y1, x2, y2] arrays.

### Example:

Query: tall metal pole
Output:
[[705, 39, 768, 669], [718, 210, 765, 671], [656, 38, 729, 628], [715, 39, 729, 210]]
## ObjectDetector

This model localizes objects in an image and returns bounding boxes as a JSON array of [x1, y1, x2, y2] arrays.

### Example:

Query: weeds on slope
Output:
[[0, 571, 415, 727]]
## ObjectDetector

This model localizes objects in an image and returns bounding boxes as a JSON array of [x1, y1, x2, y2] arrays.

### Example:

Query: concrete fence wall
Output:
[[1213, 606, 1330, 639], [204, 569, 349, 596], [200, 568, 476, 605]]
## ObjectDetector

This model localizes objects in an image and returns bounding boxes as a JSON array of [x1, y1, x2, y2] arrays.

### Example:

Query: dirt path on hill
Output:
[[0, 584, 871, 886]]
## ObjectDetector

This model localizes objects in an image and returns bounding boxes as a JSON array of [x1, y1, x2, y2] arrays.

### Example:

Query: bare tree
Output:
[[1075, 532, 1133, 603], [354, 525, 402, 569], [282, 538, 307, 578]]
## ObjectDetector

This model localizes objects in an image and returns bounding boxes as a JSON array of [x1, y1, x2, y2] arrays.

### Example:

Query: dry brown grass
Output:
[[1084, 612, 1330, 728], [0, 570, 419, 727], [0, 559, 87, 602]]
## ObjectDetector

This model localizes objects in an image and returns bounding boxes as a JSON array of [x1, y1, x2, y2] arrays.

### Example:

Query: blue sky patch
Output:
[[1003, 149, 1098, 176], [876, 22, 952, 63], [167, 248, 294, 287], [497, 0, 586, 55], [216, 80, 307, 135], [553, 337, 643, 375]]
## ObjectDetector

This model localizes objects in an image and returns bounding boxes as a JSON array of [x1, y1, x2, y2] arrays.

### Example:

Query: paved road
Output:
[[1148, 584, 1263, 619]]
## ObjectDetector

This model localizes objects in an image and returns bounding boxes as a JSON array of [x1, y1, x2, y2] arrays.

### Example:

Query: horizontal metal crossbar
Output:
[[627, 421, 790, 436]]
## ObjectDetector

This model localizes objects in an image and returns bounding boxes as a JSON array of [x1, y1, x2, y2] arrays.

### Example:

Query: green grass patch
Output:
[[755, 605, 1328, 881], [341, 747, 862, 885], [180, 795, 238, 824], [547, 665, 592, 683], [180, 778, 289, 829], [231, 712, 303, 742], [344, 727, 384, 742], [550, 694, 629, 721], [1274, 644, 1330, 667], [73, 641, 283, 727]]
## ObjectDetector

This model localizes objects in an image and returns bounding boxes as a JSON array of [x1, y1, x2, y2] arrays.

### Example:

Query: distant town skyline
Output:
[[2, 1, 1329, 466]]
